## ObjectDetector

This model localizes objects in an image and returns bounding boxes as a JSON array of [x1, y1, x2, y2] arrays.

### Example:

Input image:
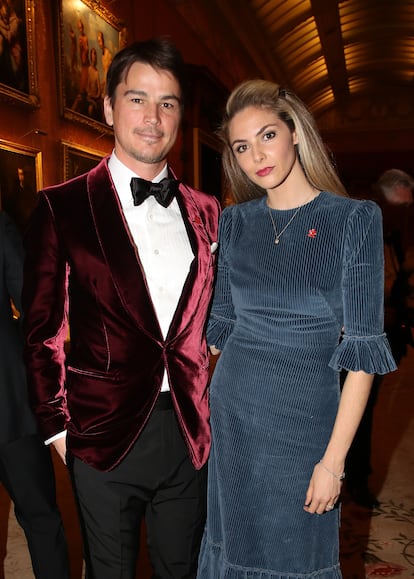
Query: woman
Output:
[[197, 80, 396, 578]]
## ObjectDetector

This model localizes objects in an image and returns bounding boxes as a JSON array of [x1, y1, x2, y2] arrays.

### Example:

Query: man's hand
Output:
[[52, 434, 67, 465], [209, 345, 221, 355]]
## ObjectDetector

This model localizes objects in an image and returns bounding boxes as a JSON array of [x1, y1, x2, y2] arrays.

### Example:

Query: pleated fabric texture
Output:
[[197, 192, 396, 579]]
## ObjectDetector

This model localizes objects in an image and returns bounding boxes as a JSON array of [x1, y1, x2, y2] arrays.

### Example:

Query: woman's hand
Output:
[[303, 461, 343, 514], [303, 370, 373, 514]]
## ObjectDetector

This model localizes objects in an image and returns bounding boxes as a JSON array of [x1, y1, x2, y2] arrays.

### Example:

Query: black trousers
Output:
[[0, 433, 70, 579], [68, 394, 207, 579]]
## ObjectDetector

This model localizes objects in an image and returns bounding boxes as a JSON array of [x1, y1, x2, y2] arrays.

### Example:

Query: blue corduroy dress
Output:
[[197, 192, 396, 578]]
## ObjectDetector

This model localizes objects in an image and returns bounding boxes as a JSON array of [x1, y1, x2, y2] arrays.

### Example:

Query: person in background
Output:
[[345, 168, 414, 509], [375, 169, 414, 347], [23, 38, 220, 579], [0, 209, 69, 579], [8, 166, 37, 233], [196, 80, 396, 579]]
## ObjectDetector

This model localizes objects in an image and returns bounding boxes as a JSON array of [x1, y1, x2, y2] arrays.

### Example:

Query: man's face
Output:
[[385, 184, 413, 206], [104, 62, 182, 179]]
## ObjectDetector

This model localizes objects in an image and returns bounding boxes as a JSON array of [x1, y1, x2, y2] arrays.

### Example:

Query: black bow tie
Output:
[[130, 177, 179, 208]]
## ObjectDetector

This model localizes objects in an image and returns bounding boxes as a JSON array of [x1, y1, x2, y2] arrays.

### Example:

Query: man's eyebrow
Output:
[[123, 89, 181, 103]]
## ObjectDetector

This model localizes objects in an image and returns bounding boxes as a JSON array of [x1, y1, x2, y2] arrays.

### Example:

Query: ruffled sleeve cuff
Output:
[[329, 333, 397, 375], [207, 315, 235, 350]]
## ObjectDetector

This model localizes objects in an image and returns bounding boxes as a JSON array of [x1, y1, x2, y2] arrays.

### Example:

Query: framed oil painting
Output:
[[62, 141, 105, 181], [57, 0, 123, 132], [0, 140, 42, 233], [0, 0, 38, 106]]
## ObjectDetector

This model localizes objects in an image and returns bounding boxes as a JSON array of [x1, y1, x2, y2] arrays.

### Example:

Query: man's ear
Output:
[[103, 96, 114, 126]]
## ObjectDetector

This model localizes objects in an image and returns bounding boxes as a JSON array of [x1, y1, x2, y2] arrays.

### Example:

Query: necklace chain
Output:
[[267, 204, 303, 245]]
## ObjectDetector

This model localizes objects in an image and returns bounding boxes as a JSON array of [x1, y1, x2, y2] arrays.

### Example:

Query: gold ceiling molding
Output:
[[247, 0, 414, 119], [170, 0, 414, 126]]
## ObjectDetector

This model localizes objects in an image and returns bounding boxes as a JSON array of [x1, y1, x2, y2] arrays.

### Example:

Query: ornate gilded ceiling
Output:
[[244, 0, 414, 114], [171, 0, 414, 128]]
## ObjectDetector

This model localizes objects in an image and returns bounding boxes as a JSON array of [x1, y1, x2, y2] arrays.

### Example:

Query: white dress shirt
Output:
[[108, 152, 194, 390]]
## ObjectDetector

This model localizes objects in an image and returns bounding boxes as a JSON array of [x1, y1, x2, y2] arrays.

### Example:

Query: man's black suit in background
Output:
[[0, 210, 69, 578]]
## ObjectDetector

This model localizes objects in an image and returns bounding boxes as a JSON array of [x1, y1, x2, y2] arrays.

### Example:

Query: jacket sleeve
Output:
[[207, 207, 236, 349], [329, 201, 397, 375], [22, 192, 70, 439]]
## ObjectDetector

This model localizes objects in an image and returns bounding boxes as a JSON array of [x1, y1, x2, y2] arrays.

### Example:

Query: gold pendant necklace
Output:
[[267, 204, 303, 245]]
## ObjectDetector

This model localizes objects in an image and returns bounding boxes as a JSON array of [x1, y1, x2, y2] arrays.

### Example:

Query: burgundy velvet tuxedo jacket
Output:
[[23, 157, 220, 471]]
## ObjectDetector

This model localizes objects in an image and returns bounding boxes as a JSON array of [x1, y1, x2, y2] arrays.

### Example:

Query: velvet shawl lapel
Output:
[[167, 181, 215, 341], [86, 159, 215, 343], [87, 159, 161, 340]]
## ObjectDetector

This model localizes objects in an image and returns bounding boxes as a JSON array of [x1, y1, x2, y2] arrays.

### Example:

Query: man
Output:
[[374, 169, 414, 363], [22, 38, 220, 579], [345, 168, 414, 508], [377, 168, 414, 207], [2, 166, 37, 234], [0, 210, 69, 579]]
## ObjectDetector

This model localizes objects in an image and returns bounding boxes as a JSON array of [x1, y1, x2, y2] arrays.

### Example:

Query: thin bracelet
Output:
[[318, 460, 345, 480]]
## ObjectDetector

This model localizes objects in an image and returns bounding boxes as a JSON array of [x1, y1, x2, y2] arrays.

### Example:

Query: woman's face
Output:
[[228, 105, 300, 192]]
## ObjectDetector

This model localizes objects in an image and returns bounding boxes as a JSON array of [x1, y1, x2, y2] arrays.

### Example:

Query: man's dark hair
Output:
[[106, 37, 187, 110]]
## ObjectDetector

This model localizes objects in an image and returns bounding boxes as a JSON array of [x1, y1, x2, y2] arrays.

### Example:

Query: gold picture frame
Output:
[[0, 139, 42, 232], [62, 141, 105, 181], [0, 0, 39, 106], [57, 0, 124, 133]]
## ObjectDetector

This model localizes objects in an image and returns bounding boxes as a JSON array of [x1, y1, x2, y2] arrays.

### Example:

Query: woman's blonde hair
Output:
[[219, 80, 347, 203]]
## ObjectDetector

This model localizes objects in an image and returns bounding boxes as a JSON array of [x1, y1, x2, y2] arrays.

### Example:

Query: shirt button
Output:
[[154, 249, 159, 255]]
